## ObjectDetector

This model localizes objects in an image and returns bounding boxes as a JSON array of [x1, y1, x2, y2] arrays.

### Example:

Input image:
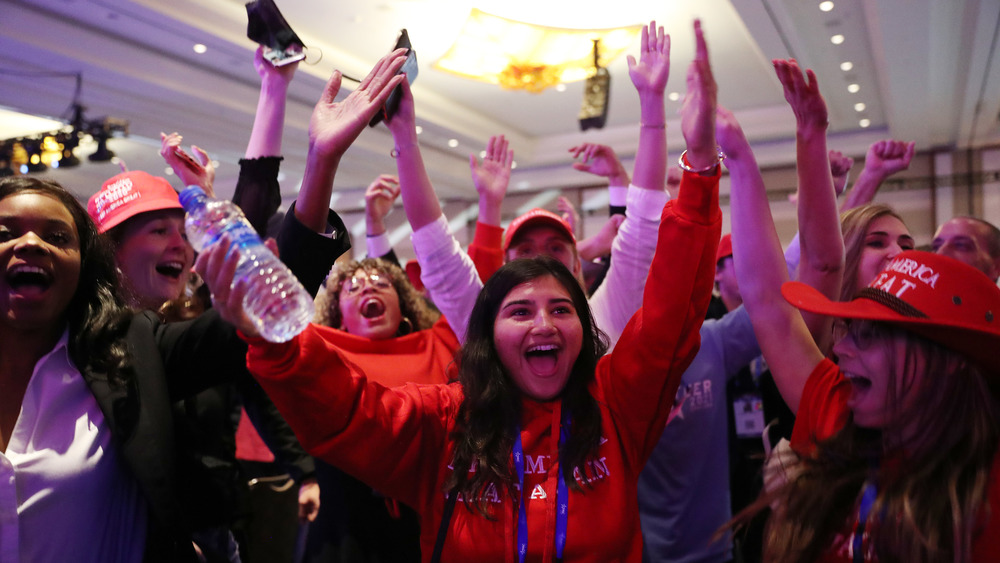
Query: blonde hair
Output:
[[839, 204, 906, 301]]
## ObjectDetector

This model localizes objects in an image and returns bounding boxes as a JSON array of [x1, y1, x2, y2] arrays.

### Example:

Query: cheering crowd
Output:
[[3, 15, 1000, 563]]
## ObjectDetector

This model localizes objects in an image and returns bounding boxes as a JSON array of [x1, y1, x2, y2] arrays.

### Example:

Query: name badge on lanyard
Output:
[[732, 392, 765, 438]]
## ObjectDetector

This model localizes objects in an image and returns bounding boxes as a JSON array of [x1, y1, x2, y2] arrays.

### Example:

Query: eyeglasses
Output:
[[831, 319, 888, 350], [342, 271, 392, 296]]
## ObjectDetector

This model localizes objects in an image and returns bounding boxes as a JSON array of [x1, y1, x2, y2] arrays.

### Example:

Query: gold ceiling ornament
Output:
[[434, 9, 642, 93]]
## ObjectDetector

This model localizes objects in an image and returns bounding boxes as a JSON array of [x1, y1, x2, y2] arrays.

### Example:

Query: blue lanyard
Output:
[[853, 479, 877, 563], [513, 407, 570, 562]]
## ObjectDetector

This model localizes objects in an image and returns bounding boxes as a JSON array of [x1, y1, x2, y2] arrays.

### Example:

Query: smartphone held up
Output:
[[369, 29, 418, 127]]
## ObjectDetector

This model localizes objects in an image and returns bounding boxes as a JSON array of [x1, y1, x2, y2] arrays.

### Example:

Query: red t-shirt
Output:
[[790, 359, 1000, 561]]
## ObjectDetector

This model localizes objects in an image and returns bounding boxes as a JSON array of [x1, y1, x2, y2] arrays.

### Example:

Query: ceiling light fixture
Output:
[[847, 83, 860, 93], [668, 92, 680, 101], [831, 34, 845, 45], [859, 118, 871, 127], [434, 8, 641, 93], [193, 44, 208, 54], [840, 61, 853, 71], [854, 102, 866, 112], [819, 1, 834, 12], [447, 139, 459, 148]]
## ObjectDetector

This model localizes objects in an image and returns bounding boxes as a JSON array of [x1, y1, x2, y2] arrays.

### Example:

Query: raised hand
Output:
[[863, 139, 915, 179], [773, 59, 827, 132], [308, 49, 408, 160], [568, 143, 630, 186], [364, 174, 401, 235], [829, 150, 855, 196], [556, 196, 580, 236], [627, 21, 670, 97], [160, 132, 215, 196], [470, 134, 513, 207], [680, 19, 718, 170]]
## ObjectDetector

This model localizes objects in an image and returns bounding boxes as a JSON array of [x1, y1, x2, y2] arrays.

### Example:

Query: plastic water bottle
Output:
[[179, 185, 313, 342]]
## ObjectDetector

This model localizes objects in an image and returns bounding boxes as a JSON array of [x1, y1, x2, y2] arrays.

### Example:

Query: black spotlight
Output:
[[88, 131, 114, 162]]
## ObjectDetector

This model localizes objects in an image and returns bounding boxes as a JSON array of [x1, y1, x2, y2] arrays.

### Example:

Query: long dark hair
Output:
[[0, 177, 132, 385], [446, 256, 609, 517]]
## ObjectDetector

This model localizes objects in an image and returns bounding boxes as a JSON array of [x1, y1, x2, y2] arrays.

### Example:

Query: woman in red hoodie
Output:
[[197, 19, 722, 562]]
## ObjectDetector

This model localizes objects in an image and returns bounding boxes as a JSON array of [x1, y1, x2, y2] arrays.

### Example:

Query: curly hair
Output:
[[840, 204, 907, 301], [0, 177, 133, 386], [744, 326, 1000, 563], [314, 257, 439, 335], [446, 256, 609, 517]]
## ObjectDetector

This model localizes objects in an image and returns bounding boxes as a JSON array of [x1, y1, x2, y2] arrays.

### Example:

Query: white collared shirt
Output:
[[0, 330, 147, 562]]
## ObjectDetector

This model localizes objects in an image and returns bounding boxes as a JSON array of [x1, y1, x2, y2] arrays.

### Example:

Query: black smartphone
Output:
[[369, 29, 418, 127]]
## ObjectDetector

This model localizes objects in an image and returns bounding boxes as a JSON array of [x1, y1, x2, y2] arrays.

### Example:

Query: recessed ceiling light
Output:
[[668, 92, 680, 101], [859, 118, 871, 128], [830, 34, 845, 45], [840, 61, 853, 71], [193, 44, 207, 54], [854, 102, 866, 112], [479, 150, 487, 158], [847, 83, 860, 93], [110, 156, 121, 165], [447, 139, 459, 148], [555, 84, 567, 92], [415, 125, 423, 135], [211, 160, 220, 168], [164, 167, 174, 176], [819, 1, 834, 11], [511, 161, 518, 169]]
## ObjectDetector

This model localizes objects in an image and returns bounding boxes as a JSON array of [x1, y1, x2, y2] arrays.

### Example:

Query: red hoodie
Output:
[[246, 169, 721, 562]]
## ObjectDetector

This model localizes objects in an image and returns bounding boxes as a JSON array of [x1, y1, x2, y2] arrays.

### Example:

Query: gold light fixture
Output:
[[434, 9, 641, 93]]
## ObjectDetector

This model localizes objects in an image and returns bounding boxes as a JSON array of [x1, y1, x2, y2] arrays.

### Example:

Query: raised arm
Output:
[[829, 150, 854, 199], [603, 19, 721, 461], [387, 79, 482, 340], [774, 59, 843, 352], [364, 174, 401, 262], [569, 143, 631, 213], [586, 21, 672, 348], [840, 139, 915, 211], [470, 134, 513, 228], [628, 20, 670, 192], [467, 135, 513, 281], [295, 49, 408, 232], [720, 106, 824, 414], [245, 45, 298, 159]]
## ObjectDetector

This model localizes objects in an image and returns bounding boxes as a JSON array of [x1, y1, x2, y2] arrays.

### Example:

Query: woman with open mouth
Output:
[[195, 18, 723, 561], [721, 60, 1000, 560], [305, 256, 461, 560]]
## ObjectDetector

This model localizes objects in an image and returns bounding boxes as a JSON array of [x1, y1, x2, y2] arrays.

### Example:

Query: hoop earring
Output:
[[398, 316, 414, 336]]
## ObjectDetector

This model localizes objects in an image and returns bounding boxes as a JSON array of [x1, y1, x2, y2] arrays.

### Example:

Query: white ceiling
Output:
[[1, 0, 998, 218]]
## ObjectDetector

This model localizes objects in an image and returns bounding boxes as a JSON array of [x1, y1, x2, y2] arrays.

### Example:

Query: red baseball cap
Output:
[[782, 250, 1000, 373], [502, 208, 576, 253], [716, 233, 733, 263], [87, 171, 182, 233]]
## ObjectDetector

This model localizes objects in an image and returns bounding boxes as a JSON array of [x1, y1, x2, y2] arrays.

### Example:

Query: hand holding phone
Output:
[[369, 29, 418, 127]]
